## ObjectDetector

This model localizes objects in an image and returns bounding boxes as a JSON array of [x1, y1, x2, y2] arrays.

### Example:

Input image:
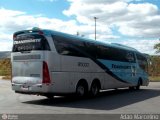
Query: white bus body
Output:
[[11, 28, 149, 98]]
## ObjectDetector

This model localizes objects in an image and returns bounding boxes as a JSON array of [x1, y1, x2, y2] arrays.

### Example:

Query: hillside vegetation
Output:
[[149, 56, 160, 81], [0, 58, 11, 76], [149, 56, 160, 76], [0, 51, 11, 59]]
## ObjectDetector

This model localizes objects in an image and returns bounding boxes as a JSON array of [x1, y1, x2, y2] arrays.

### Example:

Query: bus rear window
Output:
[[12, 34, 50, 52]]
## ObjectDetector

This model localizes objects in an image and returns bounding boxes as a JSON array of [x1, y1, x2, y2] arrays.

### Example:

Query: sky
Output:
[[0, 0, 160, 55]]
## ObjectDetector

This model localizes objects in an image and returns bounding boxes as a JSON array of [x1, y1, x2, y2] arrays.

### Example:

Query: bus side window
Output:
[[125, 52, 136, 63], [97, 45, 136, 63], [136, 53, 148, 73], [52, 35, 85, 57], [84, 42, 97, 58]]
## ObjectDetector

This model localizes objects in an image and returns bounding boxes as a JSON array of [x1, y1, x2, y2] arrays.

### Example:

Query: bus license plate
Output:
[[21, 86, 29, 91]]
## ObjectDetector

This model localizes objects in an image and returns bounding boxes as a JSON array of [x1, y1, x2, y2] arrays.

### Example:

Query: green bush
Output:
[[0, 58, 11, 76]]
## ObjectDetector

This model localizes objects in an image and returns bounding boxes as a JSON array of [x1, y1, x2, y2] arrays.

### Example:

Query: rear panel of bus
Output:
[[11, 30, 55, 94]]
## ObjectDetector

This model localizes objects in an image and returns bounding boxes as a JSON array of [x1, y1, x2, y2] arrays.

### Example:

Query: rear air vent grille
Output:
[[13, 55, 41, 60]]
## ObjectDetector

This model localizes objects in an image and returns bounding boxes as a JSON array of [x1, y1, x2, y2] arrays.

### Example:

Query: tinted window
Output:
[[136, 53, 148, 72], [53, 35, 85, 57], [83, 42, 97, 58], [97, 45, 136, 62], [52, 35, 136, 62], [12, 34, 50, 52]]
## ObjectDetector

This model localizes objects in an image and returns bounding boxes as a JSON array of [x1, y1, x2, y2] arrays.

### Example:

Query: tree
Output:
[[154, 43, 160, 53]]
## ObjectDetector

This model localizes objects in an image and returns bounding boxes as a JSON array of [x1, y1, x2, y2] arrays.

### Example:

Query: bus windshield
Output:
[[12, 34, 50, 52]]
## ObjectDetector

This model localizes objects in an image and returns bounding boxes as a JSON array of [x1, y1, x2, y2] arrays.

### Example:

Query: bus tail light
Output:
[[42, 61, 51, 84]]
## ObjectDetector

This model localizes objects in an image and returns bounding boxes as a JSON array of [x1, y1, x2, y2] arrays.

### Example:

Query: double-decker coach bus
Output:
[[11, 28, 149, 98]]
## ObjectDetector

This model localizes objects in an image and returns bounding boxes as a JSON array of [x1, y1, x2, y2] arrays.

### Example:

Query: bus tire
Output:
[[136, 79, 142, 90], [76, 81, 88, 97], [90, 81, 100, 97]]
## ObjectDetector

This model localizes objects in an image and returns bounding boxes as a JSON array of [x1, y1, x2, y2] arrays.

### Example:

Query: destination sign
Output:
[[14, 39, 41, 45]]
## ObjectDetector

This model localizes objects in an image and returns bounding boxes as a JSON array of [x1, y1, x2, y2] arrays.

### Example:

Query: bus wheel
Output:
[[136, 80, 141, 90], [90, 82, 100, 97], [76, 82, 87, 97]]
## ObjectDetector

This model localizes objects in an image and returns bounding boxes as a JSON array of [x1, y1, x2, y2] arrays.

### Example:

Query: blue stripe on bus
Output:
[[71, 45, 129, 84], [91, 58, 129, 84]]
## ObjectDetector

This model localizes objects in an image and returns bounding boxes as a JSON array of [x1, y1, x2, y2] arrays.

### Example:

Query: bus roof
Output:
[[14, 28, 139, 52]]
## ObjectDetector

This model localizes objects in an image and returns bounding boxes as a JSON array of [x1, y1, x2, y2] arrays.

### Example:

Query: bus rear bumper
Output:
[[11, 83, 53, 94]]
